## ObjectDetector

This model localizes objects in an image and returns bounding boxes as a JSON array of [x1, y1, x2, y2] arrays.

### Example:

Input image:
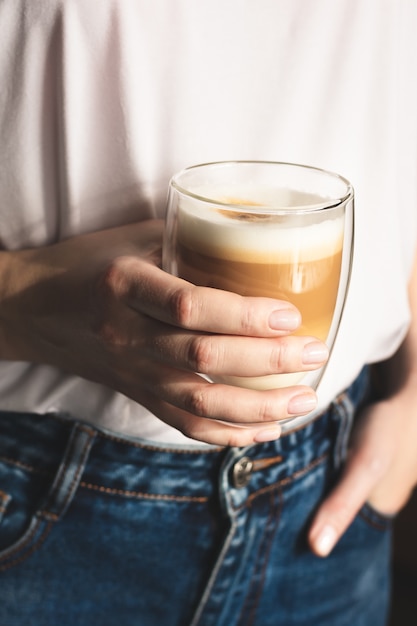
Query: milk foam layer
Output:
[[178, 187, 344, 263]]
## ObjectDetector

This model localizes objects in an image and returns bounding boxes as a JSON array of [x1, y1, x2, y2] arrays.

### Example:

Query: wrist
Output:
[[0, 248, 43, 361], [0, 250, 18, 358]]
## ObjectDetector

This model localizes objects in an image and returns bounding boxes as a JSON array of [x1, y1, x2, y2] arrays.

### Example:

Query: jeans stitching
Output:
[[358, 505, 393, 532], [0, 518, 54, 572], [239, 452, 328, 511], [0, 456, 209, 502], [238, 486, 282, 626], [0, 455, 50, 475], [78, 481, 208, 503], [190, 522, 240, 626], [0, 452, 328, 507]]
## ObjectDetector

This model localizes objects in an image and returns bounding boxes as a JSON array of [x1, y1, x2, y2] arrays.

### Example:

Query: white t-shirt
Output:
[[1, 0, 416, 444]]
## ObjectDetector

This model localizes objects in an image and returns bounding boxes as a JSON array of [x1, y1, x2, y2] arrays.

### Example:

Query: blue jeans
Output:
[[0, 369, 391, 626]]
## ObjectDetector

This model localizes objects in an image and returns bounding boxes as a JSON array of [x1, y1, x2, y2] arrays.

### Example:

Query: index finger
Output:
[[308, 446, 389, 557], [115, 258, 302, 337]]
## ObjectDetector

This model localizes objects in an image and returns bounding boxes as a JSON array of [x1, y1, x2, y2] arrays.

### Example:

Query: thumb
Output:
[[308, 445, 388, 557]]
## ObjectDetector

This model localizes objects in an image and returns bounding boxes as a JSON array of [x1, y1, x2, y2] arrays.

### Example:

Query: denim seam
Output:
[[189, 519, 239, 626], [0, 518, 54, 573], [238, 487, 282, 626], [236, 452, 328, 511], [78, 481, 208, 503], [0, 455, 51, 476], [0, 455, 209, 502]]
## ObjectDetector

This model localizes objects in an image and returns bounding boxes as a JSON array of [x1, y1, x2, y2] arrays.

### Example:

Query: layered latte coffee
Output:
[[175, 188, 344, 389]]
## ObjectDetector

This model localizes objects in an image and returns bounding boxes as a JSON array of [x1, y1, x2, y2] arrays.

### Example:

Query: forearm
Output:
[[0, 233, 110, 366], [0, 246, 65, 362]]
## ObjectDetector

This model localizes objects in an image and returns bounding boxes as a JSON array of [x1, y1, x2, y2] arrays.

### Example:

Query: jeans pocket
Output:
[[359, 502, 394, 532], [0, 422, 95, 573], [0, 461, 56, 572]]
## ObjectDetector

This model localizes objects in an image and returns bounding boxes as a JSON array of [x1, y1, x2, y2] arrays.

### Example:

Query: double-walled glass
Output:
[[163, 161, 354, 427]]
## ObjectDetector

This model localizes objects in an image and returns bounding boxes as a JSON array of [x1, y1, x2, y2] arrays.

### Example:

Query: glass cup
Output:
[[163, 161, 354, 429]]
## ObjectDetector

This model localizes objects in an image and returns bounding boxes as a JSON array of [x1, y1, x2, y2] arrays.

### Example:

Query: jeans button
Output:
[[232, 456, 254, 488]]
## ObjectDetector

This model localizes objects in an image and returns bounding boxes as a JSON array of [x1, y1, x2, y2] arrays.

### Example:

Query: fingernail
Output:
[[269, 309, 301, 331], [287, 393, 317, 415], [302, 341, 329, 365], [254, 426, 281, 443], [314, 525, 337, 557]]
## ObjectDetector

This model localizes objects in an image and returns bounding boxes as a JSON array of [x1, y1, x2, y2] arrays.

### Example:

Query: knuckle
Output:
[[92, 264, 127, 349], [95, 320, 124, 349], [256, 398, 277, 422], [187, 336, 218, 373], [269, 342, 287, 372], [103, 258, 128, 292], [94, 257, 129, 304], [184, 385, 212, 417], [169, 286, 199, 328], [240, 300, 259, 334]]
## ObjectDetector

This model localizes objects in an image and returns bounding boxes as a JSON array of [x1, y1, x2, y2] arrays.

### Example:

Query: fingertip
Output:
[[253, 424, 282, 443], [309, 524, 338, 558], [268, 308, 301, 332], [302, 341, 329, 365], [287, 392, 317, 415]]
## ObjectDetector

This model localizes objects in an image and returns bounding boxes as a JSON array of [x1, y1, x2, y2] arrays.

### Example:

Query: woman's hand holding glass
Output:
[[0, 219, 328, 446]]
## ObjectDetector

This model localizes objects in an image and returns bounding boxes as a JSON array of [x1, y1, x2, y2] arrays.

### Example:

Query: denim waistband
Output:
[[0, 368, 370, 503]]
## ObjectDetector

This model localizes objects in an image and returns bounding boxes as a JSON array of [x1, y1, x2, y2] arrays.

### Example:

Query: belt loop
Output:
[[40, 423, 96, 521], [333, 393, 355, 470], [332, 366, 372, 470]]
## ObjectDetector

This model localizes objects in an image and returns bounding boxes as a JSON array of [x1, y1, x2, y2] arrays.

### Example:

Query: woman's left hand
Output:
[[308, 388, 417, 556]]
